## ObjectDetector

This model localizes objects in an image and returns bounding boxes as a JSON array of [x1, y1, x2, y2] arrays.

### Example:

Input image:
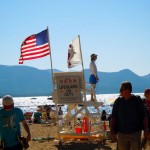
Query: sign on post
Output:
[[53, 72, 84, 104]]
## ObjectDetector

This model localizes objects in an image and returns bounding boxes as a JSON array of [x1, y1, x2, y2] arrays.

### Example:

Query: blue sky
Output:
[[1, 0, 150, 76]]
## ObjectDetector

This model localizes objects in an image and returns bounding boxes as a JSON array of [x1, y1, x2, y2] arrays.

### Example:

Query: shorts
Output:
[[89, 74, 97, 84], [117, 131, 141, 150]]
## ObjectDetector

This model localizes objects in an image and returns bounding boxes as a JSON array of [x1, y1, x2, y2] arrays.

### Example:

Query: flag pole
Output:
[[47, 27, 59, 138], [47, 26, 54, 90], [78, 35, 90, 137], [78, 35, 86, 98], [78, 35, 85, 74]]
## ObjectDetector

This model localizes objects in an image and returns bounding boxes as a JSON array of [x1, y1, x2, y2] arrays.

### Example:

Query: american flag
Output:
[[19, 29, 50, 64]]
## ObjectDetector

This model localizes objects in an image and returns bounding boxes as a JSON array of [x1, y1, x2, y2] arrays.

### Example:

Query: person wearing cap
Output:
[[110, 81, 148, 150], [89, 53, 99, 101], [0, 95, 31, 150]]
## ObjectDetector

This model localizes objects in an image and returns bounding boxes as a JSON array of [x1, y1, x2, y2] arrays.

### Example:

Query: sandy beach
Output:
[[21, 123, 117, 150]]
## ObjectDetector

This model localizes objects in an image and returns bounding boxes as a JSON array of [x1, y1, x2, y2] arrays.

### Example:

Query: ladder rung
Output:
[[88, 113, 100, 116], [83, 101, 103, 106]]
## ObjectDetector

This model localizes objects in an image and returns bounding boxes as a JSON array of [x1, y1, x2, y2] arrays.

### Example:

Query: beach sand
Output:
[[21, 124, 117, 150]]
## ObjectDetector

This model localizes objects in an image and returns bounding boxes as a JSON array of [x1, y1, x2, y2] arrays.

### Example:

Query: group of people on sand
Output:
[[32, 105, 63, 124]]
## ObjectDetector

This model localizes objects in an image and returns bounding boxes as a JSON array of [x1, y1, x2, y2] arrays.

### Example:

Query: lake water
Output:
[[0, 93, 144, 114]]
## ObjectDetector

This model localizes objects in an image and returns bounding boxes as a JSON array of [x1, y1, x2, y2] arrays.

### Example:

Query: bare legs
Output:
[[90, 84, 96, 101]]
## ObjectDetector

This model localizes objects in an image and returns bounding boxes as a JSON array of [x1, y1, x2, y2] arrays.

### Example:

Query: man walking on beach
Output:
[[110, 81, 149, 150], [0, 95, 31, 150]]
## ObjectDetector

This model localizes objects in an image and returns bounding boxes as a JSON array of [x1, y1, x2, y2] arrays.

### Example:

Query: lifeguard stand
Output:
[[52, 71, 104, 143]]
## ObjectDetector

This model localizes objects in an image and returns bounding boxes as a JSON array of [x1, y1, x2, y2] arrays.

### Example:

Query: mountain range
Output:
[[0, 65, 150, 97]]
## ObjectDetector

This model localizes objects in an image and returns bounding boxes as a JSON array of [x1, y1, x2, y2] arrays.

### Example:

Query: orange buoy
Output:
[[82, 116, 88, 132], [82, 116, 91, 132]]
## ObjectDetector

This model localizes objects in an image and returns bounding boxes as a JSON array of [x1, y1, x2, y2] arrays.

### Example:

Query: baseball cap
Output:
[[91, 54, 97, 58]]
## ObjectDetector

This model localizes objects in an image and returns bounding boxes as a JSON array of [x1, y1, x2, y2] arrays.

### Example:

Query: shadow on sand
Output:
[[55, 140, 113, 150]]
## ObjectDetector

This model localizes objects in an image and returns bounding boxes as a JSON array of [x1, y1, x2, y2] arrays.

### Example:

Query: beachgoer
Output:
[[142, 89, 150, 148], [0, 95, 31, 150], [58, 106, 63, 116], [32, 106, 43, 123], [110, 81, 149, 150], [50, 109, 57, 125], [101, 110, 107, 121], [42, 107, 51, 122], [143, 89, 150, 131], [89, 53, 99, 101]]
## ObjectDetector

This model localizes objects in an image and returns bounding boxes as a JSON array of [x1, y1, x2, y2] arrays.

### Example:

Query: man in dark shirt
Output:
[[110, 81, 149, 150]]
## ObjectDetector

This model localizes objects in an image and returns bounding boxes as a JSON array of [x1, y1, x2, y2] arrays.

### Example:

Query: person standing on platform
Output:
[[89, 53, 99, 101], [110, 81, 149, 150]]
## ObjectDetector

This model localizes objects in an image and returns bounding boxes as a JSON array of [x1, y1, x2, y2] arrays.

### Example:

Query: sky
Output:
[[1, 0, 150, 76]]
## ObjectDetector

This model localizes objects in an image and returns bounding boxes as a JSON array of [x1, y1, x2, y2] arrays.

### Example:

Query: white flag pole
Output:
[[78, 35, 91, 137], [78, 35, 85, 74], [47, 26, 54, 90], [78, 35, 86, 99]]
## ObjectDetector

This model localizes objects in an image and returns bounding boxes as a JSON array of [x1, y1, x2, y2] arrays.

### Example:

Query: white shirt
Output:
[[89, 61, 97, 77]]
